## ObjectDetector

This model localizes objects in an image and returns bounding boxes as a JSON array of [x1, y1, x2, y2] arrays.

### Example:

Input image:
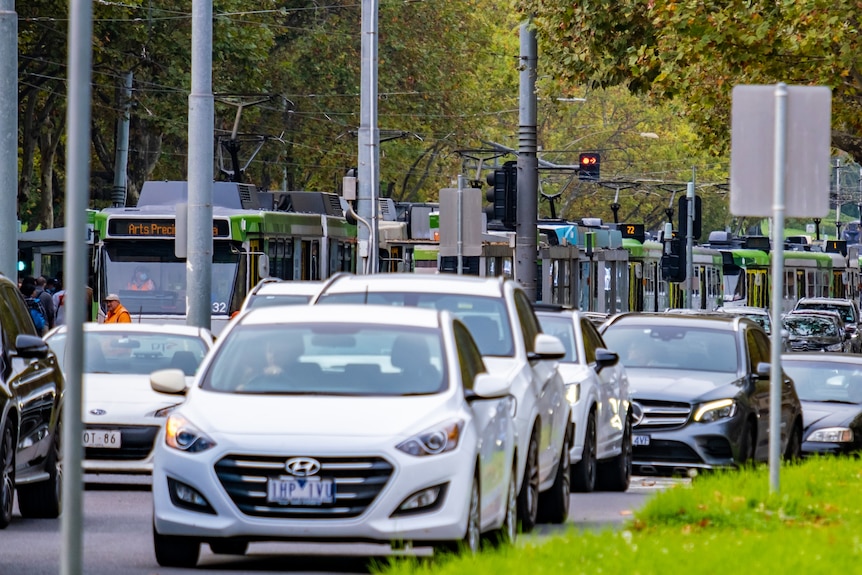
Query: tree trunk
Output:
[[37, 109, 66, 229]]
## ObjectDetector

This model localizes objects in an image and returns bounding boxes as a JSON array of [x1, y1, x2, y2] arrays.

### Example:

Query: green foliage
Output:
[[377, 456, 862, 575]]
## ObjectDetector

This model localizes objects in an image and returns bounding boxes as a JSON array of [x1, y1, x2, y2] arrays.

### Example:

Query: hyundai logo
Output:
[[631, 402, 644, 426], [285, 457, 321, 477], [90, 409, 106, 416]]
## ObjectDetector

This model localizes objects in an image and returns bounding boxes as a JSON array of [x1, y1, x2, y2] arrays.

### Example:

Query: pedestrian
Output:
[[20, 283, 49, 335], [104, 293, 131, 323], [33, 276, 56, 329], [52, 279, 66, 326]]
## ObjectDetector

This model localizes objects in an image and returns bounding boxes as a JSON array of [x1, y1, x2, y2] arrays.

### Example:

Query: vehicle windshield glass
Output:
[[601, 324, 738, 373], [536, 315, 577, 362], [46, 332, 209, 375], [784, 316, 838, 337], [782, 361, 862, 403], [317, 292, 514, 357], [202, 323, 447, 395], [103, 240, 238, 316], [795, 302, 855, 323]]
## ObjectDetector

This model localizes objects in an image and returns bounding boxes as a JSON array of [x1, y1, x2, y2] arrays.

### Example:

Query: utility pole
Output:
[[111, 71, 133, 207], [686, 171, 695, 309], [357, 0, 379, 274], [516, 19, 538, 299], [0, 0, 17, 278]]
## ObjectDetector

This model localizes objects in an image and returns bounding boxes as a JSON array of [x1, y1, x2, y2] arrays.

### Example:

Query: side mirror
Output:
[[528, 333, 566, 361], [151, 368, 189, 395], [14, 334, 50, 359], [755, 361, 771, 378], [594, 348, 619, 373], [467, 372, 512, 401], [258, 254, 270, 278]]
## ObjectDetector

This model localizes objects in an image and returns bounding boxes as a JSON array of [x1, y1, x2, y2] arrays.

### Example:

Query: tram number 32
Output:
[[211, 302, 228, 313]]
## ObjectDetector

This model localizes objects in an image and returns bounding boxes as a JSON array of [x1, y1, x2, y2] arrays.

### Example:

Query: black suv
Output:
[[0, 273, 64, 528], [600, 312, 803, 476]]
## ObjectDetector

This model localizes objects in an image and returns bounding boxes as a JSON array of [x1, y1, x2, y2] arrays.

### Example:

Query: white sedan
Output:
[[535, 308, 632, 492], [150, 304, 519, 568], [44, 323, 214, 474]]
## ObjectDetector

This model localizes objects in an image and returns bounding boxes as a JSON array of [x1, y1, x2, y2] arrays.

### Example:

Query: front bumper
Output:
[[632, 417, 746, 475]]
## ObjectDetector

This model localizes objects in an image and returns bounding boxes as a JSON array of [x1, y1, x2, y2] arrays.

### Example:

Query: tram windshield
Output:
[[102, 241, 239, 316]]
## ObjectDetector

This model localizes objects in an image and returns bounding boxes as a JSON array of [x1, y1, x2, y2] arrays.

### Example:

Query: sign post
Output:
[[731, 83, 831, 493]]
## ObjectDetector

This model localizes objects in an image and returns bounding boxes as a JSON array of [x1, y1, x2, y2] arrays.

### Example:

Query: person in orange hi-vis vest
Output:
[[104, 293, 132, 323]]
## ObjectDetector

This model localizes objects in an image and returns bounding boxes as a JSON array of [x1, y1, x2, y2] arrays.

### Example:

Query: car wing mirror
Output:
[[755, 361, 771, 379], [528, 333, 566, 362], [594, 348, 619, 374], [151, 368, 189, 395], [466, 372, 512, 401]]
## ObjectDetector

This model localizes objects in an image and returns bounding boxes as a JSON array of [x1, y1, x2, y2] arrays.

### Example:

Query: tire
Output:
[[570, 411, 597, 493], [783, 420, 803, 462], [209, 539, 249, 555], [434, 474, 481, 556], [597, 412, 632, 492], [0, 420, 15, 529], [17, 417, 62, 519], [737, 420, 756, 467], [483, 463, 518, 548], [516, 432, 540, 533], [154, 525, 200, 568], [538, 426, 571, 524]]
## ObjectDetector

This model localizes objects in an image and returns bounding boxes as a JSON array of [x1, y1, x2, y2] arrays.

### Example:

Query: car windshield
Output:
[[601, 324, 738, 373], [203, 323, 447, 396], [782, 361, 862, 403], [784, 316, 838, 337], [536, 315, 577, 362], [317, 291, 514, 357], [46, 332, 209, 376], [795, 302, 856, 323]]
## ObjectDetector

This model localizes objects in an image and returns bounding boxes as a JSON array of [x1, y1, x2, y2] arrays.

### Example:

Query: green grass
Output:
[[376, 457, 862, 575]]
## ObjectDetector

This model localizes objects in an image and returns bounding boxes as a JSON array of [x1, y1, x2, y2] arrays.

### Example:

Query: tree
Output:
[[518, 0, 862, 161]]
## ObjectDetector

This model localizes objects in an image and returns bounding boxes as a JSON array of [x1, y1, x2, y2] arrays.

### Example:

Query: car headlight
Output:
[[693, 399, 736, 423], [826, 343, 845, 352], [165, 413, 217, 453], [565, 383, 580, 406], [806, 427, 854, 443], [396, 419, 464, 457]]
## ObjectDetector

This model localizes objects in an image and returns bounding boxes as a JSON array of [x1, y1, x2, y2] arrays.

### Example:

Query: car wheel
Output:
[[783, 420, 803, 462], [0, 420, 15, 529], [737, 420, 756, 466], [434, 474, 481, 556], [516, 431, 540, 533], [17, 417, 62, 519], [154, 524, 200, 568], [597, 412, 632, 492], [209, 539, 249, 555], [570, 410, 597, 492], [538, 425, 571, 524], [484, 463, 517, 548]]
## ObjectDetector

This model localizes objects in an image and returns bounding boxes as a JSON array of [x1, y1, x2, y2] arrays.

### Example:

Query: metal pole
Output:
[[686, 179, 695, 309], [457, 175, 465, 275], [111, 71, 133, 207], [0, 0, 17, 278], [768, 82, 788, 494], [357, 0, 379, 274], [62, 2, 93, 573], [835, 158, 841, 240], [187, 0, 214, 330], [516, 19, 538, 298]]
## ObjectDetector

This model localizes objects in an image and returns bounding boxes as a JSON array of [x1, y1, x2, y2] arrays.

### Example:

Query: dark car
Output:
[[781, 353, 862, 456], [600, 313, 803, 476], [783, 313, 848, 353], [792, 297, 862, 353], [0, 273, 64, 528]]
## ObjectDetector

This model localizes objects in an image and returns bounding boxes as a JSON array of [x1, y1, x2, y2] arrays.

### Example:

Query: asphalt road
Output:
[[0, 475, 678, 575]]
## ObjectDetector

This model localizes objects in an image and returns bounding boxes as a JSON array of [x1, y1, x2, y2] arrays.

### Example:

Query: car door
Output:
[[744, 326, 771, 460], [582, 319, 623, 457], [0, 283, 60, 475], [513, 291, 565, 483], [455, 321, 508, 529], [750, 327, 797, 449]]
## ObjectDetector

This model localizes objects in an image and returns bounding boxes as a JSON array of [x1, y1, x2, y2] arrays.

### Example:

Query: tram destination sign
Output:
[[107, 218, 230, 238]]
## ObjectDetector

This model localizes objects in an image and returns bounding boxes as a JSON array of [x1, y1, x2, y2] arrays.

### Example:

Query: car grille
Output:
[[789, 340, 828, 352], [632, 400, 691, 430], [85, 425, 159, 461], [214, 454, 394, 519], [634, 439, 701, 464]]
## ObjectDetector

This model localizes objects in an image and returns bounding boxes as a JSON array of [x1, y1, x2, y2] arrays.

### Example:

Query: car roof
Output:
[[796, 297, 855, 306], [317, 273, 508, 298], [602, 312, 747, 331], [47, 322, 214, 339], [781, 352, 862, 365], [239, 303, 445, 329], [715, 306, 769, 316], [249, 279, 324, 297]]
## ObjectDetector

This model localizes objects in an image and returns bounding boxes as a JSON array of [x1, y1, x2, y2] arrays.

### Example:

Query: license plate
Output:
[[267, 476, 335, 505], [633, 434, 650, 446], [83, 430, 122, 449]]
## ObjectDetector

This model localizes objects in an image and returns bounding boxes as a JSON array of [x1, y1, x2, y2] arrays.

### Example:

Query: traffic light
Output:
[[485, 161, 517, 230], [578, 153, 600, 181], [678, 194, 702, 240], [660, 236, 686, 282]]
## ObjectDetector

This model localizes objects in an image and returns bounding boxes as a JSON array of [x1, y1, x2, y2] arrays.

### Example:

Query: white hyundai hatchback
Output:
[[150, 304, 518, 567]]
